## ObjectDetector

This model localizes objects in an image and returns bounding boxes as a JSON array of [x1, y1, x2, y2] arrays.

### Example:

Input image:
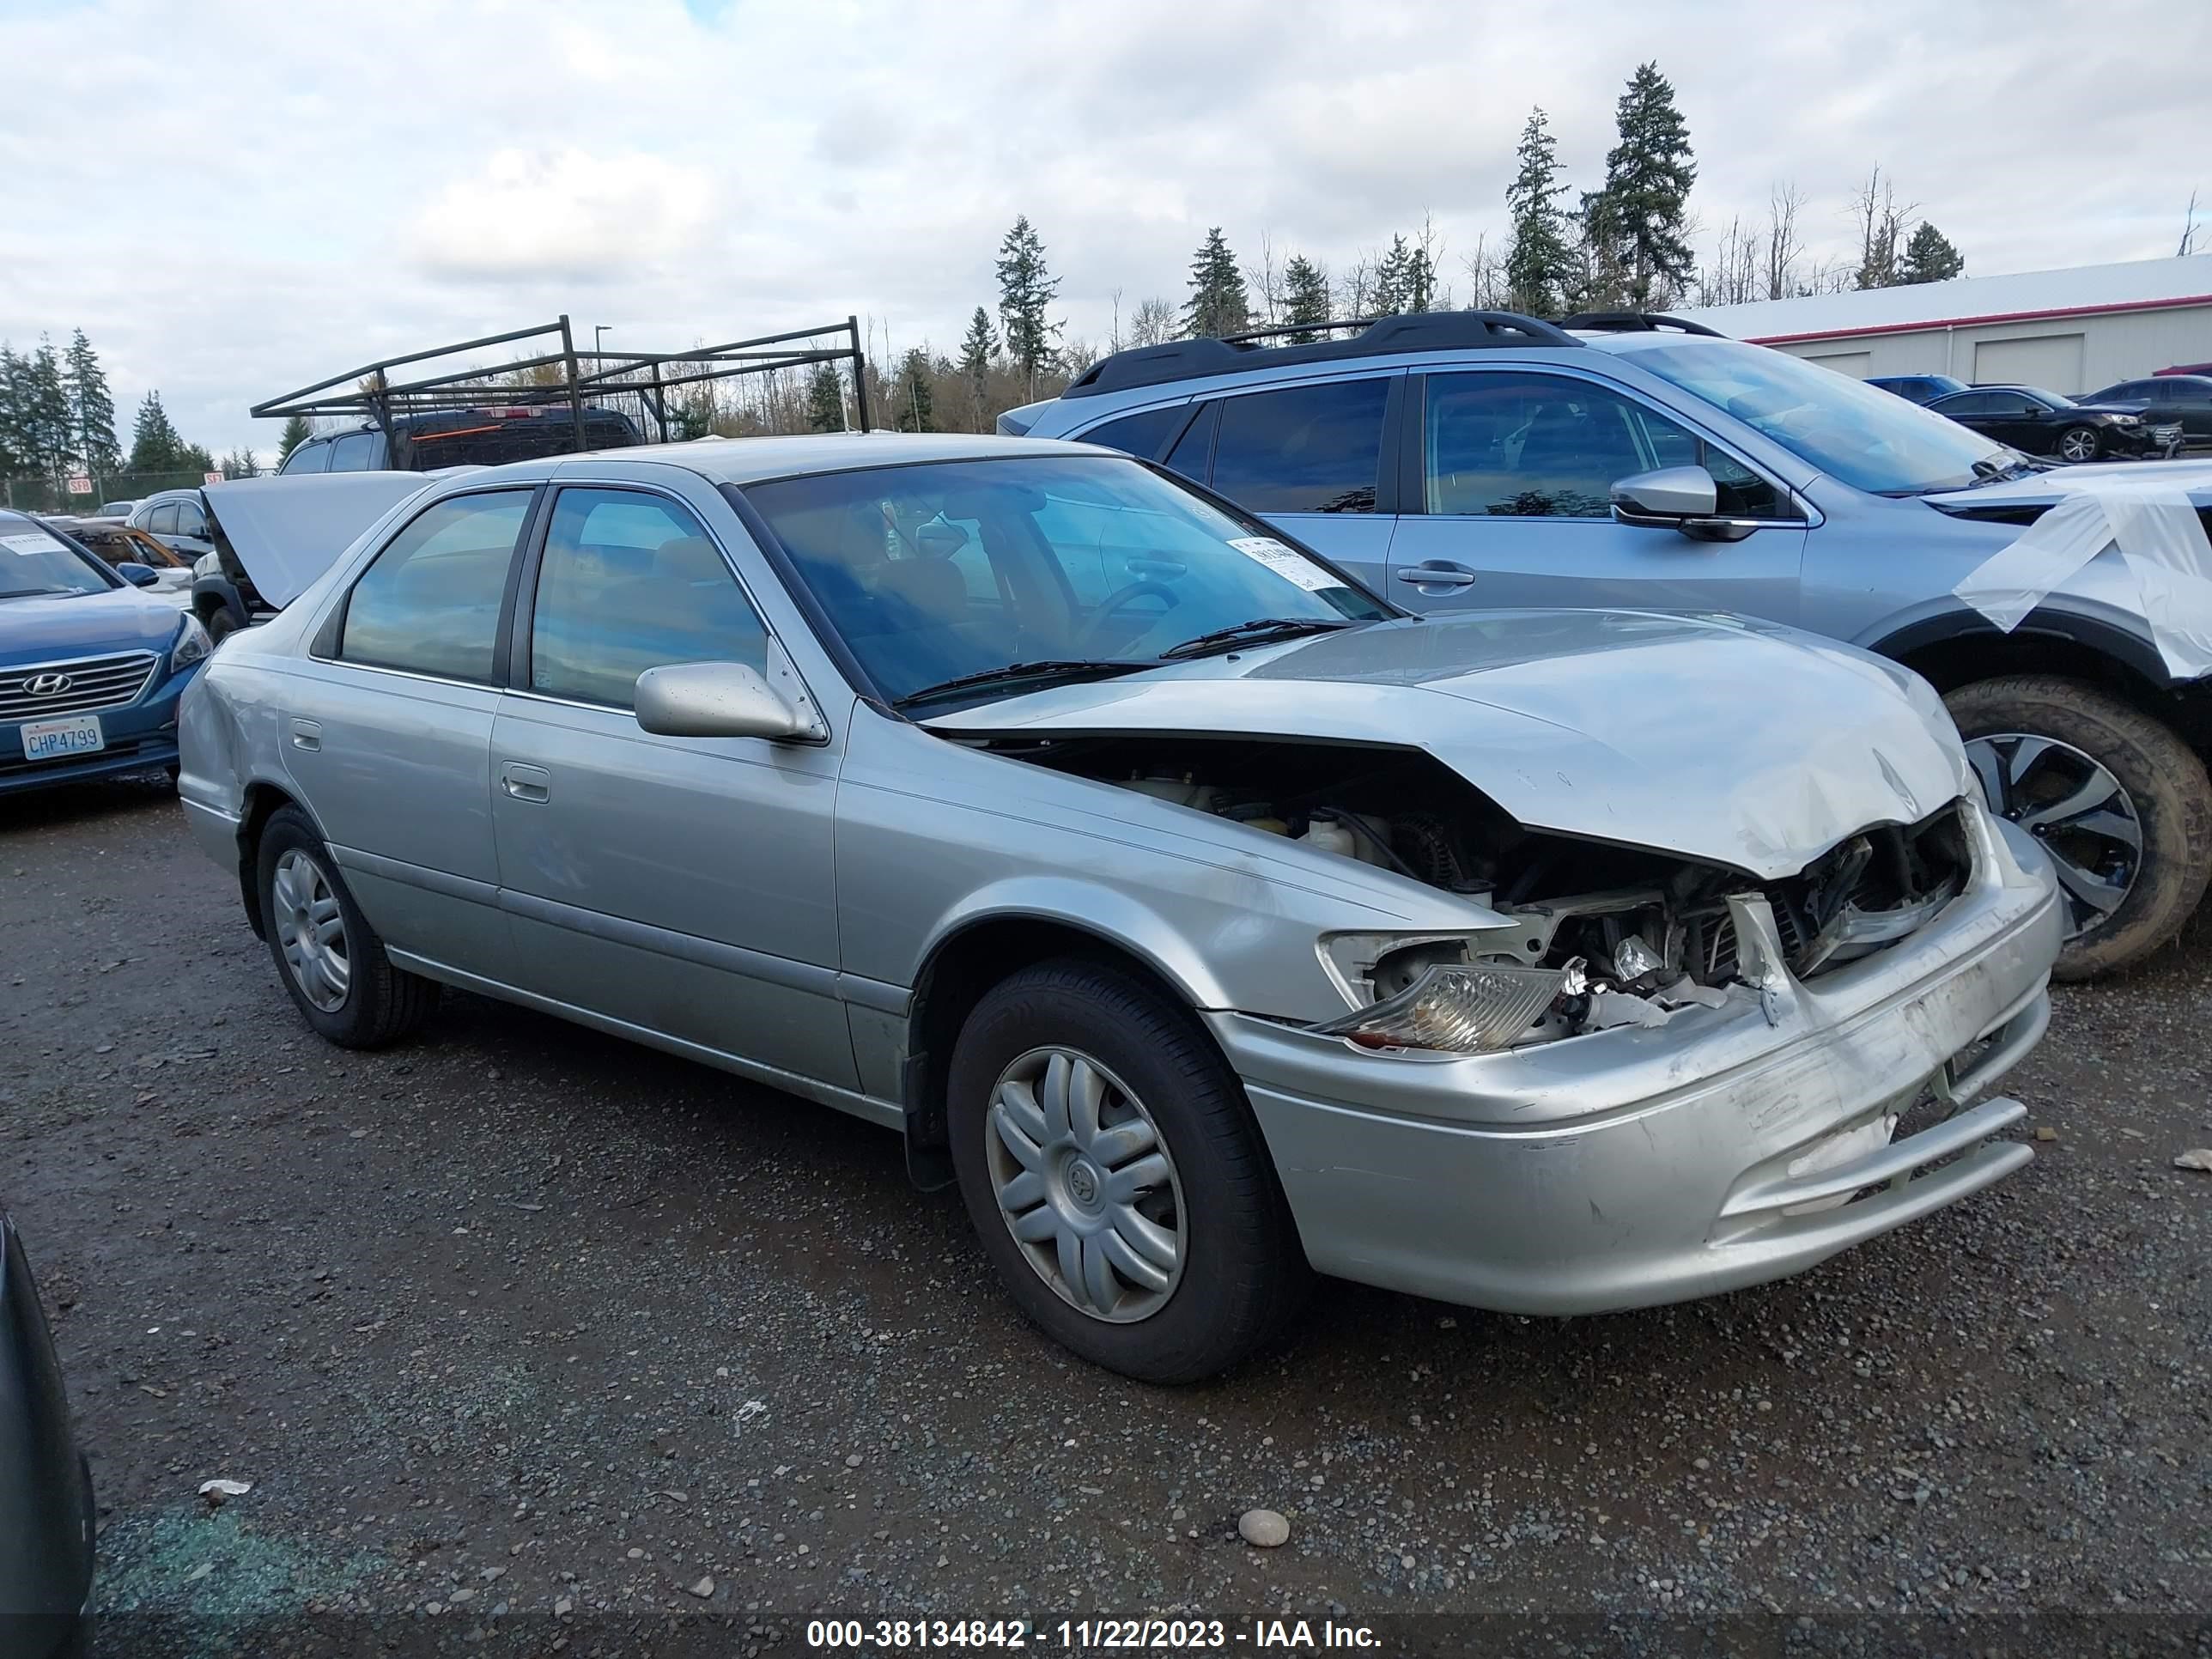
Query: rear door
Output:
[[1384, 368, 1808, 620], [282, 486, 538, 983], [488, 481, 853, 1088]]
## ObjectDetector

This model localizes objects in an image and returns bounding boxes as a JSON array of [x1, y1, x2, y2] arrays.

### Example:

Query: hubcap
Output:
[[273, 848, 351, 1012], [983, 1047, 1185, 1324], [1965, 732, 2141, 939]]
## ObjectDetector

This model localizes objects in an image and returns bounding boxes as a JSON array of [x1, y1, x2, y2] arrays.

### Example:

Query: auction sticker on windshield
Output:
[[3, 532, 64, 555], [21, 716, 104, 761], [1225, 536, 1341, 592]]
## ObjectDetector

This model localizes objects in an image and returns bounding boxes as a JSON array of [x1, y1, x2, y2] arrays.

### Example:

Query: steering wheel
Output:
[[1073, 580, 1180, 653]]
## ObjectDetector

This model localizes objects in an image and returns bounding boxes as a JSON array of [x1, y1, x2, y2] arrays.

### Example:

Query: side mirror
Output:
[[1609, 465, 1757, 544], [635, 661, 816, 742], [115, 562, 160, 588]]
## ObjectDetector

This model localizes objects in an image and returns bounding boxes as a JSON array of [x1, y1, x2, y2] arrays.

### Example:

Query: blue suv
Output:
[[1, 510, 212, 794], [1006, 311, 2212, 977]]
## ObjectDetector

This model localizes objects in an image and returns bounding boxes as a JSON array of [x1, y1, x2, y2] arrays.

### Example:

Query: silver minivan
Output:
[[181, 433, 2061, 1380]]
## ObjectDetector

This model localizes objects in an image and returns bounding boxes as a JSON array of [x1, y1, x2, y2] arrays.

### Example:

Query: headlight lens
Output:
[[2110, 414, 2139, 426], [170, 614, 213, 672], [1314, 960, 1574, 1054]]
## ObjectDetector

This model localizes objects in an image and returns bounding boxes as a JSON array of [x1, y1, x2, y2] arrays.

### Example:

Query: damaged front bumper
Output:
[[1207, 806, 2063, 1316]]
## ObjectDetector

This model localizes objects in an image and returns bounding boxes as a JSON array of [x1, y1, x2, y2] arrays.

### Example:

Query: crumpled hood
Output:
[[923, 611, 1970, 880], [0, 584, 182, 663]]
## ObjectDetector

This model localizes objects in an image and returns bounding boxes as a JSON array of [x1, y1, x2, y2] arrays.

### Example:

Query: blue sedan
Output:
[[1, 509, 212, 794]]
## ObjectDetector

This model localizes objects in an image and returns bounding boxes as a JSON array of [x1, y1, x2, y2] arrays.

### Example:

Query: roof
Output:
[[603, 430, 1103, 486], [1673, 254, 2212, 345]]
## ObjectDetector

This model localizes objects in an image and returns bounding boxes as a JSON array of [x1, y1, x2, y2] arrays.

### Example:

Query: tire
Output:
[[205, 608, 240, 645], [1947, 675, 2212, 979], [945, 957, 1308, 1382], [2057, 424, 2102, 463], [254, 805, 438, 1047]]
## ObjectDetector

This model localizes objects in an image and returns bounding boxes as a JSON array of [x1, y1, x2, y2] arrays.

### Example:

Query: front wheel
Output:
[[946, 958, 1307, 1382], [1948, 676, 2212, 978], [255, 806, 439, 1046], [2057, 424, 2102, 463]]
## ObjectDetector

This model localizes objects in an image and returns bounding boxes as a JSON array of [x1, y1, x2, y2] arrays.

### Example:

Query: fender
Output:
[[914, 876, 1242, 1013], [1863, 601, 2179, 691]]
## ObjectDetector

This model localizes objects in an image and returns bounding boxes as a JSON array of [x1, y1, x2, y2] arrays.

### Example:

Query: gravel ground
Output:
[[3, 774, 2208, 1657]]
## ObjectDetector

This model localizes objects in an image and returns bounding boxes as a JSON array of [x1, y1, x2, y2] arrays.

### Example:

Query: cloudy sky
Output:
[[1, 0, 2205, 461]]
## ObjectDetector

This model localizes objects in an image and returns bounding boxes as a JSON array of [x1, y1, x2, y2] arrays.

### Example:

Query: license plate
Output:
[[20, 714, 105, 761]]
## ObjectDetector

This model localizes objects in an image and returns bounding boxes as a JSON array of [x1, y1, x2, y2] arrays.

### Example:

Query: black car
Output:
[[0, 1216, 94, 1658], [1866, 373, 1968, 405], [1923, 384, 2185, 462], [2080, 374, 2212, 445], [275, 404, 644, 475]]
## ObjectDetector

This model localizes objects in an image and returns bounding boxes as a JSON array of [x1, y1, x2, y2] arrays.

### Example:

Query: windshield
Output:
[[742, 455, 1388, 707], [0, 519, 115, 599], [1620, 338, 2012, 494]]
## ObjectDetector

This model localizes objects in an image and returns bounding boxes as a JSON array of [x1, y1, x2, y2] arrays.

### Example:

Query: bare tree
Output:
[[1850, 167, 1917, 289], [1335, 254, 1378, 319], [1696, 216, 1761, 307], [1460, 234, 1507, 309], [1127, 296, 1179, 347], [2182, 189, 2202, 259], [1243, 232, 1285, 329], [1764, 182, 1805, 299]]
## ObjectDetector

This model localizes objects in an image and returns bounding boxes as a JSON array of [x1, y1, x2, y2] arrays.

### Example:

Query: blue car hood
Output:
[[0, 585, 182, 665]]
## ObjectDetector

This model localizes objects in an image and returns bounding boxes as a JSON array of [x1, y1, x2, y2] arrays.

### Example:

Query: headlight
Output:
[[1314, 959, 1577, 1054], [2109, 415, 2139, 426], [192, 550, 221, 578], [170, 614, 213, 672]]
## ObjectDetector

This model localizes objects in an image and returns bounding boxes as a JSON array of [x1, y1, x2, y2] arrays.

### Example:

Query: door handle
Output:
[[289, 719, 321, 751], [1395, 561, 1478, 589], [501, 762, 551, 804]]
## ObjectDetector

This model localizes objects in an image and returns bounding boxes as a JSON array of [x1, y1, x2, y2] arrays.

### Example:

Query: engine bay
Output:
[[983, 732, 1973, 1039]]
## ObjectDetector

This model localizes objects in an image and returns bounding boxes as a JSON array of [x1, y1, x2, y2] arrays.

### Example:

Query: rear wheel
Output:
[[255, 806, 438, 1046], [2057, 424, 2102, 463], [946, 958, 1307, 1382], [1948, 676, 2212, 978]]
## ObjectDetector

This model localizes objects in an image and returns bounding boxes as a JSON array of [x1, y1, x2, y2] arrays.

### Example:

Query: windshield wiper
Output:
[[1158, 617, 1352, 661], [1966, 453, 2051, 486], [894, 659, 1146, 710]]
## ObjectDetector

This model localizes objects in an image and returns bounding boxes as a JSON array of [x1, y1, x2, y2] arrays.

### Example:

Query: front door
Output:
[[488, 484, 854, 1089], [280, 485, 538, 984], [1384, 369, 1808, 623]]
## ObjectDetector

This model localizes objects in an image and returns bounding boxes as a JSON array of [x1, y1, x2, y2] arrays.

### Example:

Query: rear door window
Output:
[[339, 491, 534, 683], [327, 432, 380, 471], [282, 441, 331, 475], [1209, 379, 1389, 514]]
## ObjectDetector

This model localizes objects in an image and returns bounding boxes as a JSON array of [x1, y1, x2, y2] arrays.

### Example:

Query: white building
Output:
[[1673, 255, 2212, 393]]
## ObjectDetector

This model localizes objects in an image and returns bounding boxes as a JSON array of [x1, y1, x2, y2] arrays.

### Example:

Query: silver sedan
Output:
[[179, 434, 2063, 1381]]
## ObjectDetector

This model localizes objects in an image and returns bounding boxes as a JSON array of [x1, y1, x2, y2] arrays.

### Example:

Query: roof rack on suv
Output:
[[1061, 309, 1579, 399], [1558, 311, 1727, 337]]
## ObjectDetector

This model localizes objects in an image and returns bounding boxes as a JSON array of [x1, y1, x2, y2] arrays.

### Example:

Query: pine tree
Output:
[[1582, 63, 1698, 307], [1371, 235, 1413, 316], [1181, 228, 1251, 338], [25, 337, 75, 475], [129, 391, 185, 472], [63, 330, 119, 477], [956, 307, 995, 431], [1405, 245, 1437, 313], [1280, 256, 1332, 344], [0, 345, 27, 476], [994, 216, 1060, 398], [221, 447, 260, 479], [1899, 222, 1965, 285], [805, 364, 846, 433], [276, 414, 313, 464], [1505, 108, 1574, 317], [892, 347, 936, 433]]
